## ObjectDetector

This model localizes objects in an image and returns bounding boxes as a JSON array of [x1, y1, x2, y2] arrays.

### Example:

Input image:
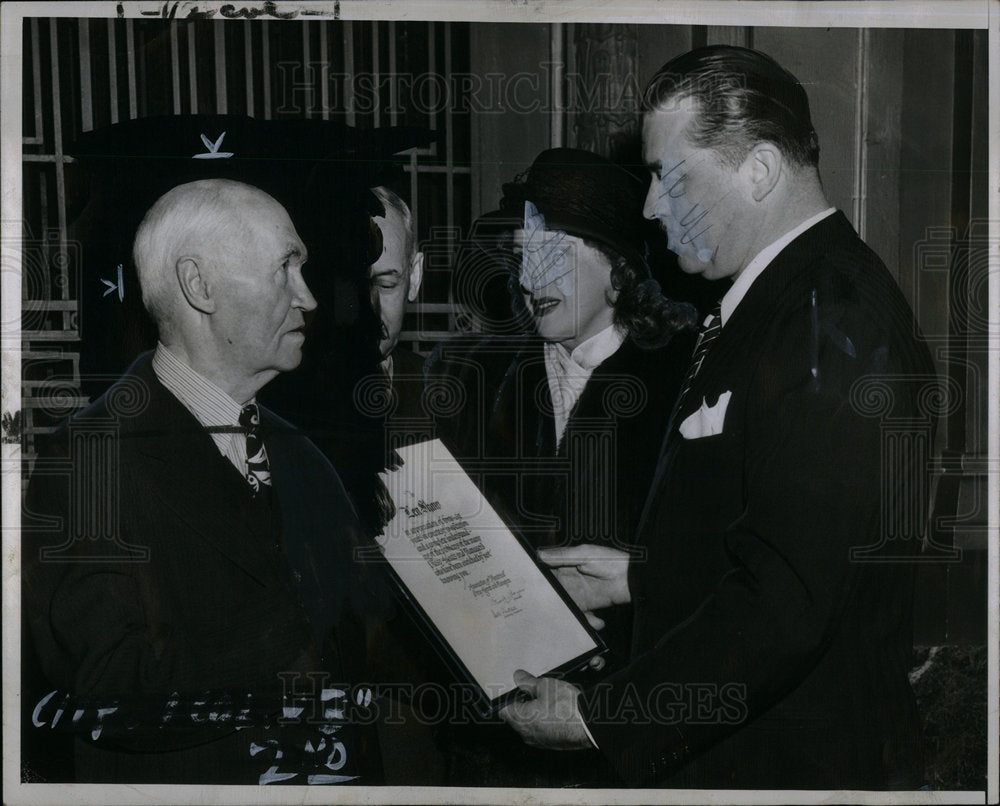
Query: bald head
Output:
[[133, 179, 269, 331], [132, 178, 316, 402]]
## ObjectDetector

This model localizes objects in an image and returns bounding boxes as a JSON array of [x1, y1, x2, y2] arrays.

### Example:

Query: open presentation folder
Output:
[[376, 438, 606, 712]]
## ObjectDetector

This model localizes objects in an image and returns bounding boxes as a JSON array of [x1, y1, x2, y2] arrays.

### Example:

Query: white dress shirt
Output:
[[543, 324, 627, 448], [151, 342, 253, 476]]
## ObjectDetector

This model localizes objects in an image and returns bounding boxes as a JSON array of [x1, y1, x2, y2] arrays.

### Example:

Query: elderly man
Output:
[[23, 179, 383, 784], [501, 46, 935, 790], [368, 186, 426, 419]]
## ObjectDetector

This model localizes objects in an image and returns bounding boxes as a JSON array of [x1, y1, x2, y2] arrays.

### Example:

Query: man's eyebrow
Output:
[[645, 160, 661, 172], [282, 246, 306, 263], [370, 266, 401, 277]]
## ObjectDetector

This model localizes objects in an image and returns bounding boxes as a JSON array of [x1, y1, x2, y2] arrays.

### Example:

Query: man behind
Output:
[[369, 185, 426, 419], [501, 45, 935, 789], [23, 179, 383, 784]]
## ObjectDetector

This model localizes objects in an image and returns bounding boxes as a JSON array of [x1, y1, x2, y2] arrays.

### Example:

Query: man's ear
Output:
[[175, 256, 217, 314], [407, 251, 424, 302], [745, 142, 782, 202]]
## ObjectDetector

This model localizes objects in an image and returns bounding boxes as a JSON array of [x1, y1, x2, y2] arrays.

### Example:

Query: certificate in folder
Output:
[[376, 438, 605, 712]]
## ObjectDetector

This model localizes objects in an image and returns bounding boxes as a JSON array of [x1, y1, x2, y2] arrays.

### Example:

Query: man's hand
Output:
[[538, 544, 632, 630], [499, 670, 592, 750]]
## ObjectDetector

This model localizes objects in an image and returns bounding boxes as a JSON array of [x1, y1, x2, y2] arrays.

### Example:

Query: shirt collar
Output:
[[152, 342, 249, 429], [720, 207, 837, 326]]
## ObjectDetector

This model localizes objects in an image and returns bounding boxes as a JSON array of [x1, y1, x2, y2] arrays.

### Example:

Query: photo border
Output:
[[2, 2, 996, 804]]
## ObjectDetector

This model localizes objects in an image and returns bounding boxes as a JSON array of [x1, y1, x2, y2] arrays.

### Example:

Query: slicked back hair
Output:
[[371, 185, 417, 261], [642, 45, 820, 170]]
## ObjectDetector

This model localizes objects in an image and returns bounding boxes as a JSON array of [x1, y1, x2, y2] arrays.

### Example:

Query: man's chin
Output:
[[276, 349, 305, 372], [677, 254, 716, 277]]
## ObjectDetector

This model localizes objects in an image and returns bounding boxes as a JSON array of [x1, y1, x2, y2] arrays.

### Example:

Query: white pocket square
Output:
[[679, 391, 732, 440]]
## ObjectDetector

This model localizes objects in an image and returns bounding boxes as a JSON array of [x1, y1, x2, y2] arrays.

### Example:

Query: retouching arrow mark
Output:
[[102, 264, 124, 302], [193, 131, 234, 159]]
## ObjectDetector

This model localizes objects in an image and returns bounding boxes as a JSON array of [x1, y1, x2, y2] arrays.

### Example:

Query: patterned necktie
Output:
[[239, 403, 271, 497], [675, 301, 723, 414]]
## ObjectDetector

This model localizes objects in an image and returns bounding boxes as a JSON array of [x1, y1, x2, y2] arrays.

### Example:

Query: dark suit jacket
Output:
[[388, 347, 432, 424], [579, 212, 934, 789], [22, 352, 384, 784]]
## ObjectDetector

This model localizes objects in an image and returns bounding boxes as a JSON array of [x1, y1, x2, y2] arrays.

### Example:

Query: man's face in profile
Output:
[[642, 96, 747, 282], [210, 192, 317, 384], [370, 205, 422, 359]]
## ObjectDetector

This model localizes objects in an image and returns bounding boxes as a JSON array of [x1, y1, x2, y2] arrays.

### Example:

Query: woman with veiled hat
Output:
[[429, 147, 698, 787], [436, 147, 697, 569]]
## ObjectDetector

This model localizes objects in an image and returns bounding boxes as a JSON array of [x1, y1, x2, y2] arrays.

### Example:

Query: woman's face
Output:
[[514, 202, 616, 351]]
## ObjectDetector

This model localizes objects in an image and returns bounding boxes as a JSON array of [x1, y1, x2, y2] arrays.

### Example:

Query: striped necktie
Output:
[[239, 403, 271, 498], [634, 302, 725, 540], [675, 302, 723, 414]]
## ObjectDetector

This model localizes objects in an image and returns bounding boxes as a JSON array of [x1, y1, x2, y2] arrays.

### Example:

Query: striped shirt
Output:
[[151, 342, 252, 476]]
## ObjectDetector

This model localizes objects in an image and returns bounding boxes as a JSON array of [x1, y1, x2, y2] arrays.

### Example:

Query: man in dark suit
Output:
[[500, 46, 935, 789], [23, 178, 383, 784], [356, 188, 451, 785]]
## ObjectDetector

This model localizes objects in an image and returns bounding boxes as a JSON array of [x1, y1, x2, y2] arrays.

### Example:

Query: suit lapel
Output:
[[524, 342, 557, 456], [637, 213, 855, 543], [491, 339, 553, 458], [125, 356, 277, 585], [675, 212, 852, 423], [263, 409, 359, 644]]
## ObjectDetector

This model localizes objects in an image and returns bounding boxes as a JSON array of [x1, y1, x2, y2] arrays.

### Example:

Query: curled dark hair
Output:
[[508, 240, 697, 348], [642, 45, 819, 169], [603, 244, 698, 347]]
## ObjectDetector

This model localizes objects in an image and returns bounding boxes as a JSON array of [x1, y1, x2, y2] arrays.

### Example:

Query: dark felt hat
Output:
[[494, 147, 650, 274], [451, 148, 651, 332]]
